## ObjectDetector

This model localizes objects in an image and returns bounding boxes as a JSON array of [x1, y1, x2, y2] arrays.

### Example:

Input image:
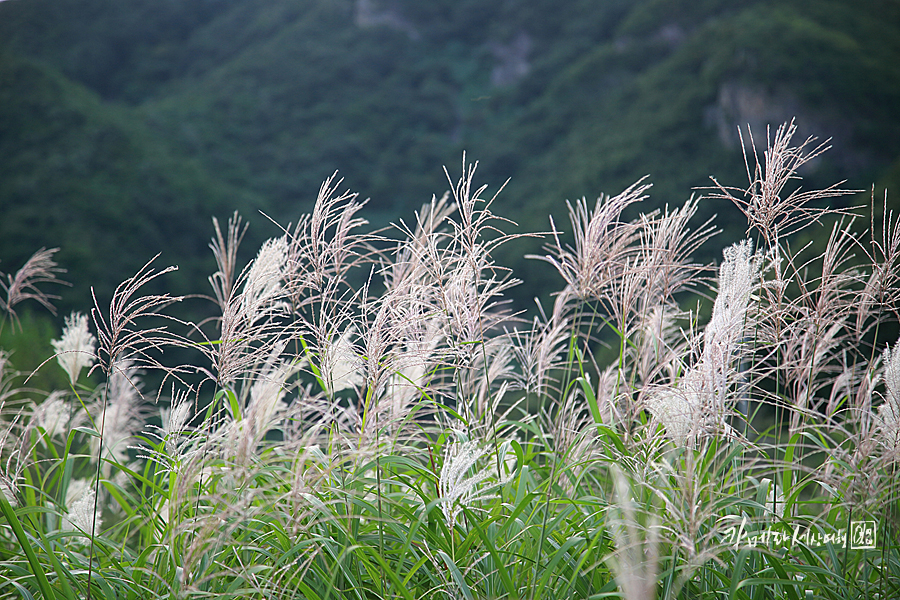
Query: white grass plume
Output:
[[91, 360, 143, 474], [607, 466, 660, 600], [204, 235, 291, 387], [707, 119, 859, 245], [0, 247, 67, 326], [533, 179, 647, 302], [52, 311, 96, 386], [209, 212, 248, 312], [646, 240, 761, 444], [438, 438, 494, 530], [90, 255, 187, 380], [32, 391, 74, 440], [876, 342, 900, 454], [62, 485, 101, 539]]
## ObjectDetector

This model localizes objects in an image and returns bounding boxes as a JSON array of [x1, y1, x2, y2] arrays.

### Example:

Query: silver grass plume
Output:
[[91, 360, 143, 475], [32, 391, 74, 440], [206, 236, 290, 387], [637, 196, 717, 306], [778, 220, 861, 432], [0, 247, 67, 325], [322, 325, 364, 395], [52, 312, 96, 386], [62, 487, 101, 539], [220, 344, 296, 465], [643, 383, 700, 447], [209, 212, 248, 313], [161, 390, 193, 457], [438, 438, 494, 530], [509, 297, 569, 397], [137, 387, 196, 486], [245, 341, 296, 438], [856, 193, 900, 338], [90, 255, 187, 380], [645, 240, 762, 444], [707, 119, 859, 246], [241, 236, 289, 326], [607, 466, 660, 600], [701, 240, 762, 393], [876, 342, 900, 454], [532, 179, 647, 302]]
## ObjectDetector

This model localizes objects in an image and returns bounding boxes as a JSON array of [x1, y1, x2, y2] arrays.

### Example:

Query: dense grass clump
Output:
[[1, 122, 899, 599]]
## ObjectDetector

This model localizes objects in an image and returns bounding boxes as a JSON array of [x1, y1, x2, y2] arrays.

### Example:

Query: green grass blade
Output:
[[0, 492, 57, 600]]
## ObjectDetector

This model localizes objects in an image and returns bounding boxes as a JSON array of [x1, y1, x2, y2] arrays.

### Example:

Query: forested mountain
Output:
[[2, 0, 899, 312]]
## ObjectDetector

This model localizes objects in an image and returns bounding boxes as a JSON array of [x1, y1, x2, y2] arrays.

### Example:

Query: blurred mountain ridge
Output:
[[1, 0, 898, 313]]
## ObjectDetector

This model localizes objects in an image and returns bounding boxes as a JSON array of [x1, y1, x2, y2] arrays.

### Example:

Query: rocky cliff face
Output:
[[707, 81, 868, 173]]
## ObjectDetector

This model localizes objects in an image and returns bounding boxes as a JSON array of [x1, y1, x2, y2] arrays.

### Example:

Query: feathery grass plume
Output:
[[437, 159, 524, 389], [62, 487, 100, 539], [611, 197, 717, 373], [217, 340, 297, 464], [703, 240, 761, 396], [300, 172, 372, 288], [707, 119, 860, 246], [137, 388, 198, 512], [203, 235, 290, 387], [163, 395, 192, 442], [32, 390, 74, 440], [280, 173, 378, 333], [809, 348, 895, 519], [63, 477, 90, 513], [876, 342, 900, 454], [533, 179, 648, 302], [703, 240, 761, 372], [509, 298, 570, 397], [366, 196, 457, 429], [772, 220, 863, 432], [321, 325, 364, 396], [240, 236, 289, 326], [856, 192, 900, 337], [466, 337, 517, 419], [155, 387, 194, 459], [386, 193, 456, 291], [245, 345, 294, 437], [643, 384, 700, 447], [90, 255, 187, 381], [91, 360, 143, 475], [52, 311, 97, 386], [0, 247, 67, 328], [383, 314, 443, 427], [438, 437, 494, 530], [209, 211, 248, 313], [645, 240, 761, 444], [637, 196, 717, 305], [631, 304, 688, 387], [542, 381, 601, 494], [350, 271, 443, 444], [607, 465, 660, 600], [215, 336, 296, 462], [644, 447, 742, 592], [618, 196, 716, 388]]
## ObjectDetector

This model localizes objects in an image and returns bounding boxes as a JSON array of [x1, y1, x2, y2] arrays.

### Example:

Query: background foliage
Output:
[[1, 0, 899, 314]]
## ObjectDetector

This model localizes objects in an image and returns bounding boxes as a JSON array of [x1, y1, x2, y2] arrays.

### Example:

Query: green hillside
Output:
[[1, 0, 898, 310], [0, 50, 265, 312]]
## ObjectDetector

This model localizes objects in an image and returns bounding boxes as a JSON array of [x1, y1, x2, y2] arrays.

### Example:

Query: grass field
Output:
[[1, 121, 898, 599]]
